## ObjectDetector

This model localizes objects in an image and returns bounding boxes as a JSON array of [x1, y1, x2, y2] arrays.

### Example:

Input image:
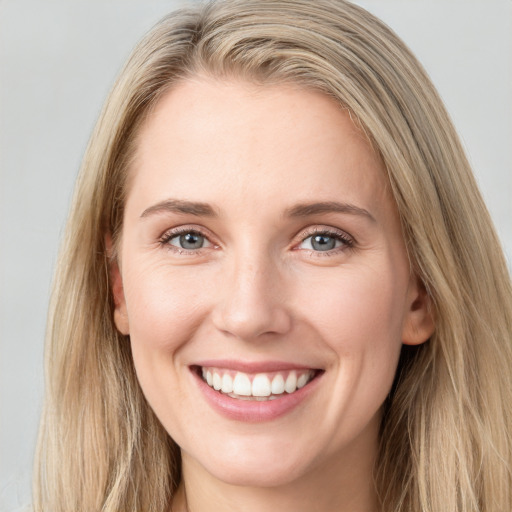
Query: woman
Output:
[[34, 1, 512, 511]]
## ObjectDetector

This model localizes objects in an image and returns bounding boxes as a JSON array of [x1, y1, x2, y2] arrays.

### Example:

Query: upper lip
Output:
[[192, 359, 320, 373]]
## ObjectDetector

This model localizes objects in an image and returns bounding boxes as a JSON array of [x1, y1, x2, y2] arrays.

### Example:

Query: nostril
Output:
[[212, 307, 292, 341], [210, 264, 292, 340]]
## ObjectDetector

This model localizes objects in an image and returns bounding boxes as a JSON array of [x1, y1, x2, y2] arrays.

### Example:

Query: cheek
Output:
[[295, 265, 406, 406], [121, 262, 212, 426], [121, 263, 213, 408], [123, 261, 209, 349], [297, 265, 407, 350]]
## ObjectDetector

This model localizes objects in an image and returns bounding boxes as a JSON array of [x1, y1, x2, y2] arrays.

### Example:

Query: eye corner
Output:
[[293, 225, 355, 257], [158, 225, 219, 255]]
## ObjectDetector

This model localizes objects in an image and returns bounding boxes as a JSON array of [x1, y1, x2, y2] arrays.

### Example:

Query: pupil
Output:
[[180, 232, 203, 249], [312, 235, 335, 251]]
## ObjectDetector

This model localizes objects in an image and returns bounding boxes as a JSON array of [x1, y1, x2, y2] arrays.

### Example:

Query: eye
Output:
[[300, 234, 341, 251], [166, 230, 212, 250], [297, 229, 353, 253]]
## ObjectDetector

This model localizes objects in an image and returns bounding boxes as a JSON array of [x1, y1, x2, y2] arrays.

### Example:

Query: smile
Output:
[[190, 362, 324, 422], [200, 367, 317, 401]]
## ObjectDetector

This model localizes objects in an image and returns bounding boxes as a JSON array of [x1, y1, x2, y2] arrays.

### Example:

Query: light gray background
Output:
[[1, 1, 511, 510]]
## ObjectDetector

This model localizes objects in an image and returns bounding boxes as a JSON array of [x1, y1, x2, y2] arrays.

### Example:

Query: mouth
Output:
[[191, 365, 322, 401]]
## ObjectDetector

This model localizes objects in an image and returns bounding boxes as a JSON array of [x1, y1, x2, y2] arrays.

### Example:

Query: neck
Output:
[[172, 425, 380, 512]]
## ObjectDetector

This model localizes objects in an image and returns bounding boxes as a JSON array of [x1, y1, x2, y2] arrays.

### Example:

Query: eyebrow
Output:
[[140, 198, 375, 222], [140, 199, 218, 218], [285, 201, 376, 222]]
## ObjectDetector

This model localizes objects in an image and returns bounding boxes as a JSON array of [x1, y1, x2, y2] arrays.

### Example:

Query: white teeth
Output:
[[212, 372, 222, 391], [271, 374, 285, 395], [221, 373, 233, 393], [252, 374, 271, 397], [297, 373, 308, 389], [201, 367, 315, 398], [233, 372, 252, 396], [284, 371, 297, 393]]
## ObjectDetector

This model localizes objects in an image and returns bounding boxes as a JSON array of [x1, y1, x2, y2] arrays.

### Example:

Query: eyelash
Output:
[[158, 225, 355, 256], [296, 227, 355, 257], [159, 226, 215, 255]]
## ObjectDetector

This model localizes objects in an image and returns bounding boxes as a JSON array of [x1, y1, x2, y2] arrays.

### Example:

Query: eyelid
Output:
[[157, 223, 355, 256], [297, 225, 354, 243], [159, 224, 219, 253], [294, 225, 355, 253]]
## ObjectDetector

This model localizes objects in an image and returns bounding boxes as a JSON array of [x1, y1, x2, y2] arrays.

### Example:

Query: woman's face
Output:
[[112, 78, 433, 487]]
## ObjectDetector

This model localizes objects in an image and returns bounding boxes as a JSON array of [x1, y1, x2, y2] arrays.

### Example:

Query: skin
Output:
[[111, 77, 434, 512]]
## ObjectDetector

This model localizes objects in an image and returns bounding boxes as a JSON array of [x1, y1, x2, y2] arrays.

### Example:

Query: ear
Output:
[[106, 234, 130, 335], [401, 274, 435, 346]]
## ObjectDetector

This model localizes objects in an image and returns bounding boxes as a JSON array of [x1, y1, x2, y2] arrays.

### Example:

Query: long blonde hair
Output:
[[34, 1, 512, 511]]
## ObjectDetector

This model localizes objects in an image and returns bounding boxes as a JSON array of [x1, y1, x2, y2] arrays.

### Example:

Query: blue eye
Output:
[[298, 231, 351, 252], [168, 231, 211, 250]]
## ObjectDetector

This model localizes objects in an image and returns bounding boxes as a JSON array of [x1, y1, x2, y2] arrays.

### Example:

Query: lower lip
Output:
[[190, 367, 323, 422]]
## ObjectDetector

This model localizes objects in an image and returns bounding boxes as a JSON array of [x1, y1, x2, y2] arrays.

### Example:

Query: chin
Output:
[[186, 435, 316, 488], [204, 458, 309, 488]]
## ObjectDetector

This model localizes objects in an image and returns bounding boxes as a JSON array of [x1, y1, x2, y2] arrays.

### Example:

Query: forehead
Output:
[[127, 77, 391, 217]]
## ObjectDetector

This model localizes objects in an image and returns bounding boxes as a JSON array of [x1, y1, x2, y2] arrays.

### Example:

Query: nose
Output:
[[212, 252, 292, 341]]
